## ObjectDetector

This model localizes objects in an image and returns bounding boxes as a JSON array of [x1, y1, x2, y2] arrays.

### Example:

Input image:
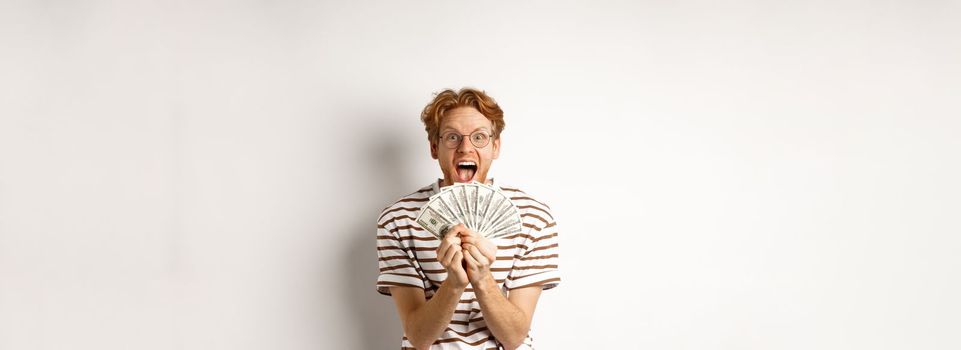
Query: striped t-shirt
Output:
[[376, 179, 561, 350]]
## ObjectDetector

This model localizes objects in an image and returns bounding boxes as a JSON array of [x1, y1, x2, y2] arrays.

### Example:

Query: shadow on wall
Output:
[[340, 122, 419, 349]]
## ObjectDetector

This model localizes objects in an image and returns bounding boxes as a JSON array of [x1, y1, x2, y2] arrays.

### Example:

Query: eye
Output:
[[443, 133, 459, 142], [472, 132, 489, 143]]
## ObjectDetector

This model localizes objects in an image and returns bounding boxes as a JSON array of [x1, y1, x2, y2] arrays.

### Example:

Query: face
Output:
[[430, 107, 501, 186]]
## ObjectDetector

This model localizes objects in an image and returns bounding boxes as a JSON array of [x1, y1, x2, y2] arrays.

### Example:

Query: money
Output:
[[416, 206, 452, 237], [415, 182, 522, 239], [475, 185, 494, 234]]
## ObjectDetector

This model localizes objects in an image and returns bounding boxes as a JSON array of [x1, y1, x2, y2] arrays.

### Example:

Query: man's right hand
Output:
[[436, 227, 469, 288]]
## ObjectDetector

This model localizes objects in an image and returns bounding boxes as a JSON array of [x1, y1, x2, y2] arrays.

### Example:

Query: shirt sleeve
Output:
[[376, 213, 427, 295], [504, 218, 561, 291]]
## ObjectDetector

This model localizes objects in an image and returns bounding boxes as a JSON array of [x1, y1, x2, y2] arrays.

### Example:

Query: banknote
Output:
[[475, 185, 494, 234], [415, 182, 522, 239], [416, 206, 452, 238]]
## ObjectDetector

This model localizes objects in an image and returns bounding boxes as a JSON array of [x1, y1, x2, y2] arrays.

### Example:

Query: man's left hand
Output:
[[458, 230, 496, 262], [458, 230, 497, 284], [462, 243, 494, 284]]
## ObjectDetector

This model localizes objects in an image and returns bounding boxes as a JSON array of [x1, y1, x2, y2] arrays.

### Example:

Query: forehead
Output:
[[440, 107, 493, 131]]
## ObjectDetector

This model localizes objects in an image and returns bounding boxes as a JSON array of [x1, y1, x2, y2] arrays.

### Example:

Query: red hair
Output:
[[420, 88, 505, 142]]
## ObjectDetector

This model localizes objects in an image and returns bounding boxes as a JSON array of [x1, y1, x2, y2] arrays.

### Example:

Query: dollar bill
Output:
[[416, 206, 452, 238], [426, 194, 459, 228], [475, 185, 494, 236], [416, 182, 524, 239], [488, 213, 522, 238], [452, 185, 471, 229], [465, 185, 477, 229], [482, 193, 509, 236], [436, 190, 464, 227]]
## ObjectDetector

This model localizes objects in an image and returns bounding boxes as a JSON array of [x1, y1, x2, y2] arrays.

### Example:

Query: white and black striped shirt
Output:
[[376, 179, 561, 349]]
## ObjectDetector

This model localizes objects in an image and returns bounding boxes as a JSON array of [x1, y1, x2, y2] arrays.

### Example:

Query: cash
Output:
[[416, 182, 522, 239]]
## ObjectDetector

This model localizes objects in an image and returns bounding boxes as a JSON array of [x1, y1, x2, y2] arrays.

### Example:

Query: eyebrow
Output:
[[441, 126, 491, 134]]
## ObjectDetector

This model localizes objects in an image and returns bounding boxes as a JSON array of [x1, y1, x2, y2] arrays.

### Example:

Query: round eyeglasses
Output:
[[439, 131, 492, 149]]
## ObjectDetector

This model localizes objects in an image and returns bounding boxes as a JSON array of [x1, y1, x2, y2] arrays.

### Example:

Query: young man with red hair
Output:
[[376, 88, 560, 349]]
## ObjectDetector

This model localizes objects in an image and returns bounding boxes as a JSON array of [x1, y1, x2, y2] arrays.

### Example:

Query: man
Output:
[[376, 88, 560, 349]]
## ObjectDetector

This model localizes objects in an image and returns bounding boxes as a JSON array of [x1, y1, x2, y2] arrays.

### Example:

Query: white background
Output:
[[2, 1, 959, 349]]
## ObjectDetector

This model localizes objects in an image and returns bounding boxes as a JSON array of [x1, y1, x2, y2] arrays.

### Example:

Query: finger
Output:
[[443, 226, 461, 240], [480, 242, 496, 261], [438, 246, 449, 266], [447, 224, 467, 236], [441, 240, 460, 256], [442, 244, 459, 266], [467, 245, 488, 265], [477, 238, 496, 260], [451, 250, 465, 271], [436, 241, 451, 263], [459, 235, 476, 245], [443, 227, 455, 238], [463, 247, 480, 267], [457, 228, 474, 237], [444, 230, 462, 243], [462, 243, 479, 256], [443, 230, 459, 241], [440, 241, 458, 266]]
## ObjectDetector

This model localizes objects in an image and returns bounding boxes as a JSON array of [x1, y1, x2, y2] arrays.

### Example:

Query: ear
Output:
[[492, 137, 501, 160], [429, 138, 438, 159]]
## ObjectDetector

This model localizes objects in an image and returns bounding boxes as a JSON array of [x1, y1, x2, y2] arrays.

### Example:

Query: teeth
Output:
[[457, 161, 476, 167]]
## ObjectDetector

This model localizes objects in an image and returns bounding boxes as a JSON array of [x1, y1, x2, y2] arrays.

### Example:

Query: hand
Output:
[[436, 229, 468, 288], [445, 224, 498, 284], [462, 243, 493, 284], [457, 229, 496, 263]]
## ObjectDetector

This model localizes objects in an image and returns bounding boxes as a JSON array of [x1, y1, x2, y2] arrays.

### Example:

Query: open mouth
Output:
[[455, 161, 477, 183]]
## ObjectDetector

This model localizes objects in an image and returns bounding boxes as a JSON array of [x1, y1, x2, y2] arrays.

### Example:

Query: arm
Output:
[[389, 280, 465, 350], [389, 232, 469, 350], [467, 261, 542, 350], [461, 242, 542, 350]]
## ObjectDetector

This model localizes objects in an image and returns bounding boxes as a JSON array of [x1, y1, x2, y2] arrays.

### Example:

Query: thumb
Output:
[[463, 248, 479, 266], [451, 250, 465, 269]]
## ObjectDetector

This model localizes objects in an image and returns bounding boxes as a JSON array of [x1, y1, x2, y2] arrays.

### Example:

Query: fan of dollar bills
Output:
[[416, 182, 522, 239]]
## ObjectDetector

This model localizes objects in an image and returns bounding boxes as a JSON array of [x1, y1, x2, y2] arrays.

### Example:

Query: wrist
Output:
[[444, 277, 468, 292], [469, 272, 498, 295]]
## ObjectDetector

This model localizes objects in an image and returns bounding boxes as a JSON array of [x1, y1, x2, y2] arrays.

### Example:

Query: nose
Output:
[[456, 135, 473, 153]]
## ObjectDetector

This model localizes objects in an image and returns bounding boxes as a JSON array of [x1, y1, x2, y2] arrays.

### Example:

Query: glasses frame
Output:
[[438, 130, 493, 149]]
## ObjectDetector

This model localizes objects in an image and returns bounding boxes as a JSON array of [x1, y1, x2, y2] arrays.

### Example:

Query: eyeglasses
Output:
[[439, 131, 492, 149]]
